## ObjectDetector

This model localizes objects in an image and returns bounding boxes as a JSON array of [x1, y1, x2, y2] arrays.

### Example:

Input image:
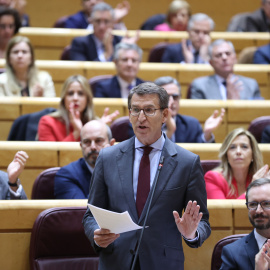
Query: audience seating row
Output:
[[1, 60, 270, 99], [1, 97, 270, 141], [1, 141, 270, 198], [19, 28, 270, 62], [0, 199, 253, 270]]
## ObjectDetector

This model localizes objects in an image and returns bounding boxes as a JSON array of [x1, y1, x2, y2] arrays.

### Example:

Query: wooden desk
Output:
[[0, 199, 252, 270], [19, 28, 270, 61]]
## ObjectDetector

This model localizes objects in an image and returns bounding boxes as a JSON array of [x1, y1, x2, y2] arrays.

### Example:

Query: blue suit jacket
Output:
[[70, 33, 122, 61], [83, 135, 211, 270], [54, 158, 92, 199], [65, 11, 88, 29], [253, 43, 270, 64], [162, 42, 185, 63], [220, 231, 258, 270], [94, 76, 144, 97]]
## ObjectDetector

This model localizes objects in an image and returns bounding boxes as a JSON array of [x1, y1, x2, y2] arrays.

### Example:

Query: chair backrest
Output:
[[31, 167, 60, 199], [110, 116, 131, 142], [200, 160, 220, 175], [53, 16, 69, 28], [89, 75, 113, 96], [148, 42, 169, 62], [60, 45, 71, 60], [248, 116, 270, 143], [237, 46, 257, 64], [29, 207, 99, 270], [140, 13, 166, 30], [211, 234, 247, 270], [226, 12, 250, 32]]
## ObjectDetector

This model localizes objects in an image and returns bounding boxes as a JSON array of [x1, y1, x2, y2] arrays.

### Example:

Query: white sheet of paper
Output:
[[88, 204, 144, 234]]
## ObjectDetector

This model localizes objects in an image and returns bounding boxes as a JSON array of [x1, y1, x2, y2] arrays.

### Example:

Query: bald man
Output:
[[54, 120, 115, 199]]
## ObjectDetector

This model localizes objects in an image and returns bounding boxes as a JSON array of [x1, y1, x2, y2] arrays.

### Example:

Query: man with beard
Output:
[[54, 120, 115, 199], [220, 178, 270, 270]]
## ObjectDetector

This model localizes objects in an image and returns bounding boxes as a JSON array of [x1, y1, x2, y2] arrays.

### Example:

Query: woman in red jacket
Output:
[[205, 128, 270, 199], [38, 74, 118, 141]]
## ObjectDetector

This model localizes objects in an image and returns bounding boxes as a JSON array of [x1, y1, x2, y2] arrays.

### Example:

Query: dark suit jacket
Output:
[[245, 8, 270, 32], [0, 171, 27, 200], [65, 10, 88, 29], [94, 76, 144, 97], [162, 42, 185, 63], [140, 14, 166, 30], [262, 125, 270, 143], [54, 158, 92, 199], [253, 43, 270, 64], [83, 135, 211, 270], [70, 33, 122, 61], [220, 231, 258, 270]]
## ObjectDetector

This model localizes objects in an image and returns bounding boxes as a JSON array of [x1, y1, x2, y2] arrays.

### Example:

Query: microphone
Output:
[[130, 156, 165, 270]]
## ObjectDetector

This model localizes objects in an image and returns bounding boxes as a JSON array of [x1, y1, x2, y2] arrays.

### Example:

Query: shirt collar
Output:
[[134, 132, 165, 151], [92, 34, 103, 49], [254, 229, 268, 250], [117, 76, 136, 89]]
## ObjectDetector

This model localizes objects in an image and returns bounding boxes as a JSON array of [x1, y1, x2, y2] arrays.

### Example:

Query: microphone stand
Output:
[[130, 156, 165, 270]]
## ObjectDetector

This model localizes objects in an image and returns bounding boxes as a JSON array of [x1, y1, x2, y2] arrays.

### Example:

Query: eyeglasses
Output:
[[246, 201, 270, 211], [129, 107, 161, 117], [168, 94, 180, 101]]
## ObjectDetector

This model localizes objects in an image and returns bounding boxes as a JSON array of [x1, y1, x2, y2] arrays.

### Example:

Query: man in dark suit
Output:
[[0, 151, 28, 200], [54, 120, 115, 199], [190, 39, 262, 100], [83, 82, 211, 269], [70, 2, 122, 61], [95, 43, 144, 98], [253, 43, 270, 64], [220, 178, 270, 269], [154, 76, 224, 143], [162, 13, 214, 63]]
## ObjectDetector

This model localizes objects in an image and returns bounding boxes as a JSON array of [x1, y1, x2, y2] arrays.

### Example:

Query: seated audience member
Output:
[[220, 178, 270, 270], [261, 125, 270, 143], [38, 75, 119, 142], [65, 0, 129, 30], [94, 42, 144, 98], [0, 150, 28, 200], [70, 2, 137, 62], [162, 13, 214, 63], [253, 43, 270, 64], [54, 120, 115, 199], [190, 39, 262, 100], [0, 7, 21, 58], [205, 128, 270, 199], [154, 0, 190, 32], [154, 76, 224, 142], [0, 36, 55, 97], [244, 0, 270, 32]]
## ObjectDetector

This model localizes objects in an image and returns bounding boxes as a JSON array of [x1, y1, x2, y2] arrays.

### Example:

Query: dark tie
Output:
[[222, 81, 227, 98], [127, 84, 133, 91], [136, 146, 153, 217], [194, 51, 199, 63]]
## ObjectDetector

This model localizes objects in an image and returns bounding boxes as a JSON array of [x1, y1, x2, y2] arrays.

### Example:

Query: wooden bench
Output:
[[0, 199, 252, 270], [1, 60, 270, 99], [19, 27, 270, 61], [0, 141, 270, 198]]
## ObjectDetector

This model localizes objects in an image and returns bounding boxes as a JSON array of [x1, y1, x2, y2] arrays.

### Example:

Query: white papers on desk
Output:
[[88, 204, 144, 234]]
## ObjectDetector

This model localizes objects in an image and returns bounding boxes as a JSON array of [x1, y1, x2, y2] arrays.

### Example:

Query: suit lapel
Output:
[[208, 76, 223, 99], [244, 231, 259, 269], [113, 76, 122, 97], [116, 138, 138, 221], [139, 138, 178, 222]]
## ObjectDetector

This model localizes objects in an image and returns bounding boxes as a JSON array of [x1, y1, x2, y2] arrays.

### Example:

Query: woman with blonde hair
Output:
[[0, 35, 55, 97], [205, 128, 270, 199], [154, 0, 191, 31], [38, 74, 119, 141]]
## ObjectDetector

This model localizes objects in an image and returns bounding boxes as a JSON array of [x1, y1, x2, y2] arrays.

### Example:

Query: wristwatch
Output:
[[8, 178, 21, 187]]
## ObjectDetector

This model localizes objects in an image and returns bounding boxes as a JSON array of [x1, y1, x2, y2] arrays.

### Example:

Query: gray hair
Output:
[[106, 124, 113, 140], [246, 178, 270, 203], [154, 76, 181, 95], [187, 13, 215, 31], [208, 39, 235, 59], [90, 2, 114, 19], [113, 42, 143, 61], [128, 82, 169, 110]]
